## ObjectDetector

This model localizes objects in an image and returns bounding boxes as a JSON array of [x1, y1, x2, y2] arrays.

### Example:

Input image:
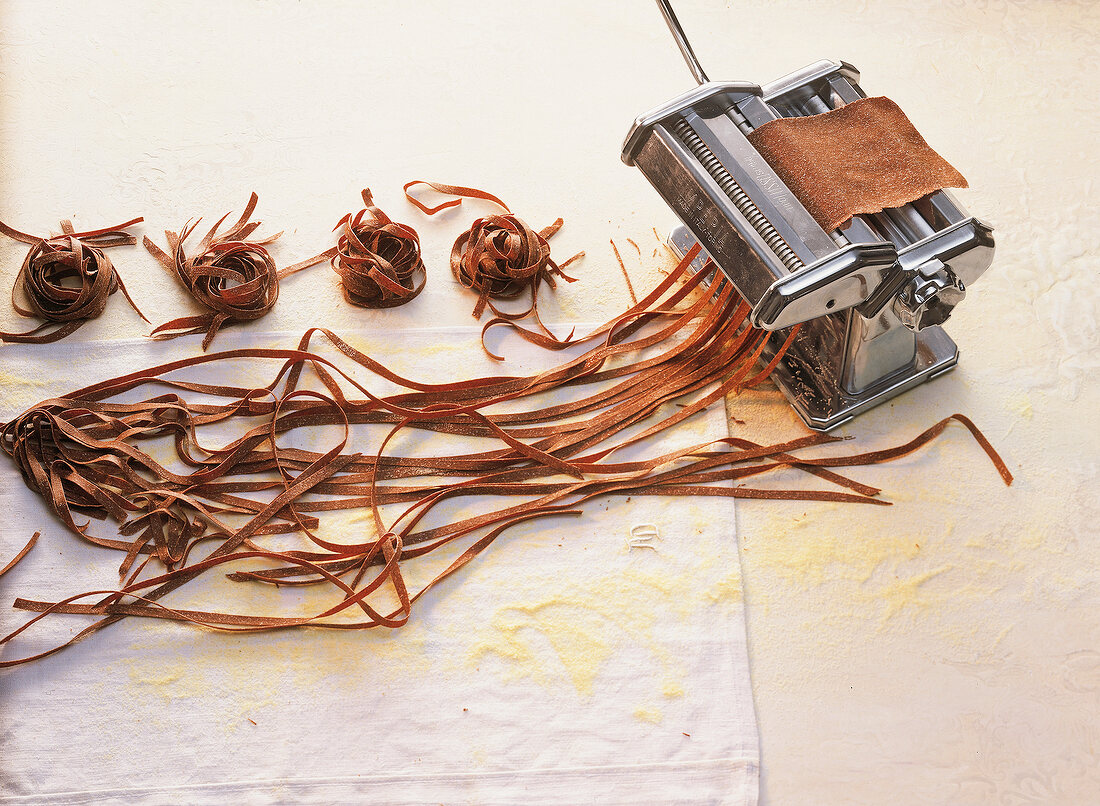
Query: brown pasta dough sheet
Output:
[[746, 96, 968, 232]]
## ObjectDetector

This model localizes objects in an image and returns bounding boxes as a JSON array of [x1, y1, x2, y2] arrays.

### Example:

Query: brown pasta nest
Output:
[[331, 189, 426, 308], [404, 180, 579, 322], [451, 214, 574, 319], [144, 193, 320, 350], [0, 217, 145, 344]]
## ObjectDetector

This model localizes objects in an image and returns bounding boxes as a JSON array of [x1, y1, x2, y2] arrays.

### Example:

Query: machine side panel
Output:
[[631, 127, 780, 307]]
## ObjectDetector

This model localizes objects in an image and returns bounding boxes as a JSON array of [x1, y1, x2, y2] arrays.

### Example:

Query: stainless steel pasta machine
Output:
[[622, 0, 994, 430]]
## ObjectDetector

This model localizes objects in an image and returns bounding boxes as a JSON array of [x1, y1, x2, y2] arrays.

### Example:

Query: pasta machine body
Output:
[[623, 3, 994, 430]]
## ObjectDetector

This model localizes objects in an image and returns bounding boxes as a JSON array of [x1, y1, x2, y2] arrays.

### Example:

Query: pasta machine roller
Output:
[[623, 0, 994, 430]]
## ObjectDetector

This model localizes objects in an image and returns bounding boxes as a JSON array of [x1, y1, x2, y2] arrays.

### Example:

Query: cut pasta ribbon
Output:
[[0, 247, 1010, 667]]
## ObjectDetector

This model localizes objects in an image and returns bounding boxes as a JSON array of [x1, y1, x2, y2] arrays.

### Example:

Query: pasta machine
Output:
[[623, 0, 994, 430]]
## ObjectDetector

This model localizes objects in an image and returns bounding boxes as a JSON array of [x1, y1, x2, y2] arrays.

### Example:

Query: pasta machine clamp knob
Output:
[[892, 259, 965, 332]]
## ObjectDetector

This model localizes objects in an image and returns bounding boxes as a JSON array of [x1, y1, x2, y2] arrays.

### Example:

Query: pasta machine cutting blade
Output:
[[623, 0, 994, 431]]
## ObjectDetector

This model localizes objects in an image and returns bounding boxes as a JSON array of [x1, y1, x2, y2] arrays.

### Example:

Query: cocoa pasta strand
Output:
[[0, 533, 37, 579], [0, 249, 1011, 666]]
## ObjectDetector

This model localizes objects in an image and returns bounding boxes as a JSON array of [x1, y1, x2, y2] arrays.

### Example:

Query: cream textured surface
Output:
[[1, 1, 1098, 804]]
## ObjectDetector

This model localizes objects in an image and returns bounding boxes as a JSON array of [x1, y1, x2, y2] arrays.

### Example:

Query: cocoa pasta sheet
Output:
[[746, 96, 967, 232]]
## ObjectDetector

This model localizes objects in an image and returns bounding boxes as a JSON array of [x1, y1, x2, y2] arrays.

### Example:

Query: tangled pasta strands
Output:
[[0, 247, 1011, 666], [321, 188, 427, 308], [0, 217, 146, 344], [405, 181, 581, 352], [143, 193, 322, 350]]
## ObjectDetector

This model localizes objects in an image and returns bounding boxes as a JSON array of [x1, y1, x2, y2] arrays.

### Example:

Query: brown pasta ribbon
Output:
[[0, 248, 1011, 667], [0, 533, 37, 579], [0, 217, 146, 344], [404, 180, 581, 330], [328, 189, 427, 308], [143, 193, 322, 350]]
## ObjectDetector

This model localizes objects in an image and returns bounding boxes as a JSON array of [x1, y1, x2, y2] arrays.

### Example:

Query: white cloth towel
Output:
[[1, 328, 759, 805]]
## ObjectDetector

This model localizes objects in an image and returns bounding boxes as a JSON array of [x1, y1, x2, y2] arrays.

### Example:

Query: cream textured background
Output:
[[1, 1, 1098, 803]]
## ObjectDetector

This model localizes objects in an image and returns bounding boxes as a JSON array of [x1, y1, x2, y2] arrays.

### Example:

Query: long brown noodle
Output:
[[0, 246, 1011, 667]]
